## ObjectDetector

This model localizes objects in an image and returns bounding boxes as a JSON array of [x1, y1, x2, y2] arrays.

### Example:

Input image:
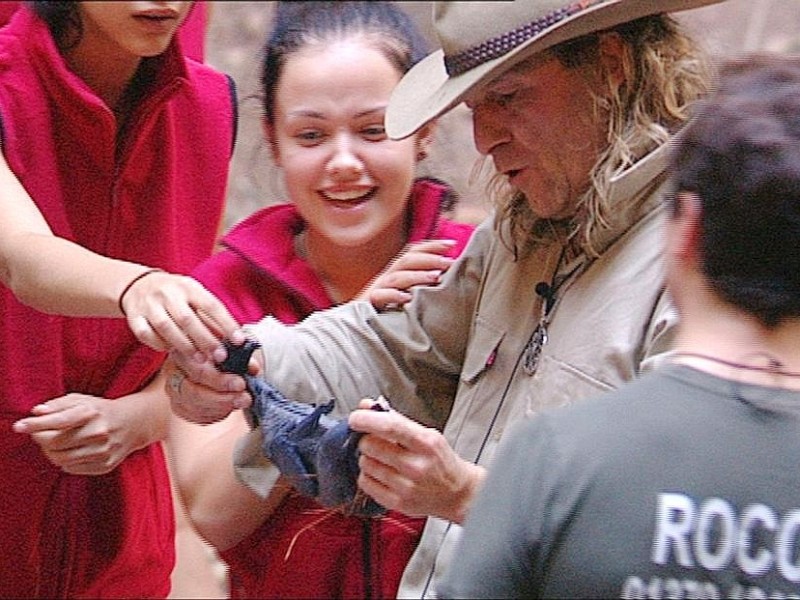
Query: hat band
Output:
[[443, 0, 606, 77]]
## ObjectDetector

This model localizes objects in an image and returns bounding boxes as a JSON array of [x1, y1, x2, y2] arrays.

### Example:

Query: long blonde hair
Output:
[[494, 15, 712, 257]]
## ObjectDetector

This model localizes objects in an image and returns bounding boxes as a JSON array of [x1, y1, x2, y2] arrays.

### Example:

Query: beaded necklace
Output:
[[671, 352, 800, 379]]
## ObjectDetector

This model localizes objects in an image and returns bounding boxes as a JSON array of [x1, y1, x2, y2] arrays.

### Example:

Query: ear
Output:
[[668, 191, 703, 266], [263, 120, 282, 167], [597, 32, 626, 91], [413, 121, 437, 162]]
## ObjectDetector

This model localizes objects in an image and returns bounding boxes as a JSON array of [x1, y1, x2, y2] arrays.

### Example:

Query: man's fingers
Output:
[[167, 368, 249, 424], [349, 409, 429, 449], [168, 352, 246, 393]]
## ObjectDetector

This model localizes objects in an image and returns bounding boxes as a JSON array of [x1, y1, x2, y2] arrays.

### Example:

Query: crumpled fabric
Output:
[[219, 339, 386, 516]]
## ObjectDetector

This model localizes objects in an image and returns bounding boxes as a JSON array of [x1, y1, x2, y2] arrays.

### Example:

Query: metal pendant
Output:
[[523, 323, 548, 375]]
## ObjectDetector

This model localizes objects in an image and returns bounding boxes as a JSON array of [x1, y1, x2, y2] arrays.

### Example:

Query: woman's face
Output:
[[77, 1, 192, 60], [270, 39, 428, 249]]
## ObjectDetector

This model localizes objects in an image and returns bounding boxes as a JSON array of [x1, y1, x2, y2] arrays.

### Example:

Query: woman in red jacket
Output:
[[0, 2, 239, 597], [167, 3, 476, 598]]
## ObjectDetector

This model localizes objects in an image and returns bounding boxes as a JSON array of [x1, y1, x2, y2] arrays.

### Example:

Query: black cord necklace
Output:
[[672, 351, 800, 378], [522, 245, 587, 375]]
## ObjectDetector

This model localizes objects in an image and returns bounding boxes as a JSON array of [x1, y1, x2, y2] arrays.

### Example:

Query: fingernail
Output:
[[231, 330, 246, 344], [212, 346, 228, 363]]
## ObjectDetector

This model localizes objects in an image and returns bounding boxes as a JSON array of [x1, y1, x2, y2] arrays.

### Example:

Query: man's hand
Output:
[[348, 399, 485, 524], [165, 347, 257, 425]]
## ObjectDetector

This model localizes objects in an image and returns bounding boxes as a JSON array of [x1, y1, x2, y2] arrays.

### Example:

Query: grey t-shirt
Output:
[[438, 366, 800, 598]]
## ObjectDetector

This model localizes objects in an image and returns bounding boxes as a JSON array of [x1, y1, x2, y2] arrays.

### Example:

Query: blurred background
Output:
[[204, 0, 800, 231]]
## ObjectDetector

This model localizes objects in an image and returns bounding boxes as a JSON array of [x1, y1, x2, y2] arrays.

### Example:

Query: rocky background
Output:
[[204, 1, 800, 231]]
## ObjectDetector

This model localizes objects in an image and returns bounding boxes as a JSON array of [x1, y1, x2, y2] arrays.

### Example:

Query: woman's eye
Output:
[[361, 125, 386, 140], [295, 130, 324, 144]]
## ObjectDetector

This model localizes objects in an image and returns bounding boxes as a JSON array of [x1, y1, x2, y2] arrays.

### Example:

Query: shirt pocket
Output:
[[460, 317, 505, 385], [527, 354, 615, 414]]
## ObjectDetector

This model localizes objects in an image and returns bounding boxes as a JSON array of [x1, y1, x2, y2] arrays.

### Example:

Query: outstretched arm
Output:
[[0, 150, 242, 355], [166, 407, 289, 551]]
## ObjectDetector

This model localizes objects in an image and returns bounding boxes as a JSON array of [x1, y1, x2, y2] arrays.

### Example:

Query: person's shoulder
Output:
[[184, 56, 235, 89], [215, 203, 300, 267], [437, 217, 476, 234], [530, 369, 678, 440]]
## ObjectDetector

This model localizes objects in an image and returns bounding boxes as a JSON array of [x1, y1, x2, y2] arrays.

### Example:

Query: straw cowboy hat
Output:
[[386, 0, 726, 140]]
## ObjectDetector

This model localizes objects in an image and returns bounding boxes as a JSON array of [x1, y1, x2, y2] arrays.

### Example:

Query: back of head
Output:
[[260, 1, 428, 125], [670, 53, 800, 327]]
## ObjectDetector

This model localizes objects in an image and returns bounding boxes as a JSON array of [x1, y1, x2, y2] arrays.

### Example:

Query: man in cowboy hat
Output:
[[166, 0, 725, 596], [438, 52, 800, 598]]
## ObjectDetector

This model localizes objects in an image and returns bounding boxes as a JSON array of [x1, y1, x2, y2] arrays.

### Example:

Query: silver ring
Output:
[[169, 370, 185, 396]]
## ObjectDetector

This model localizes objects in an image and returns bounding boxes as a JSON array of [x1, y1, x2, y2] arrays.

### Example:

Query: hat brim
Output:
[[387, 0, 725, 140]]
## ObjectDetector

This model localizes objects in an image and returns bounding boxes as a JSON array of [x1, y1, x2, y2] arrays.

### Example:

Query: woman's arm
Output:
[[0, 150, 241, 354], [166, 406, 289, 550]]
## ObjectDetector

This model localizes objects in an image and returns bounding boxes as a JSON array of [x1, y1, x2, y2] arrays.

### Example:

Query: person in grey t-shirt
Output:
[[439, 53, 800, 599]]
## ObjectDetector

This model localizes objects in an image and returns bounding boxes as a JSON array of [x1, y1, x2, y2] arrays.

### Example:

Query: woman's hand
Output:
[[120, 270, 244, 357], [348, 399, 486, 524], [13, 393, 153, 475], [357, 239, 456, 310]]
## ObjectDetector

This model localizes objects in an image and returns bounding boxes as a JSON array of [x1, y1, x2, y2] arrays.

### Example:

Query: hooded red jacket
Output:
[[0, 8, 234, 598]]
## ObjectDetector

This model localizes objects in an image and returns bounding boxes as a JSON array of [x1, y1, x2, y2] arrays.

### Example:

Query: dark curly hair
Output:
[[260, 1, 429, 126], [26, 1, 82, 48], [670, 53, 800, 327]]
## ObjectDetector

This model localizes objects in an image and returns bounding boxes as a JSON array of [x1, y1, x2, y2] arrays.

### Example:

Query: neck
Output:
[[299, 227, 407, 304], [62, 35, 140, 116], [672, 309, 800, 389]]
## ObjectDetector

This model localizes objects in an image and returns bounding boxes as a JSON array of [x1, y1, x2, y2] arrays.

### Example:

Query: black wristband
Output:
[[118, 268, 164, 316]]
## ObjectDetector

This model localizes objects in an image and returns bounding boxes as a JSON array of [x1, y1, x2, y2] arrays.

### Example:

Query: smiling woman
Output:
[[273, 38, 433, 299], [164, 2, 475, 598]]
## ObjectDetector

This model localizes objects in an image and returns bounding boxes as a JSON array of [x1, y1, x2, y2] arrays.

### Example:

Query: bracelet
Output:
[[118, 268, 164, 316]]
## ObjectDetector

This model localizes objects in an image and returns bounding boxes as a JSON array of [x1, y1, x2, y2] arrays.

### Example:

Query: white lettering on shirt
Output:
[[650, 493, 800, 583]]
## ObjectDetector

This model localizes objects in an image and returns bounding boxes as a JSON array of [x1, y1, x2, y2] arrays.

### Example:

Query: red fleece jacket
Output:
[[0, 8, 234, 598]]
